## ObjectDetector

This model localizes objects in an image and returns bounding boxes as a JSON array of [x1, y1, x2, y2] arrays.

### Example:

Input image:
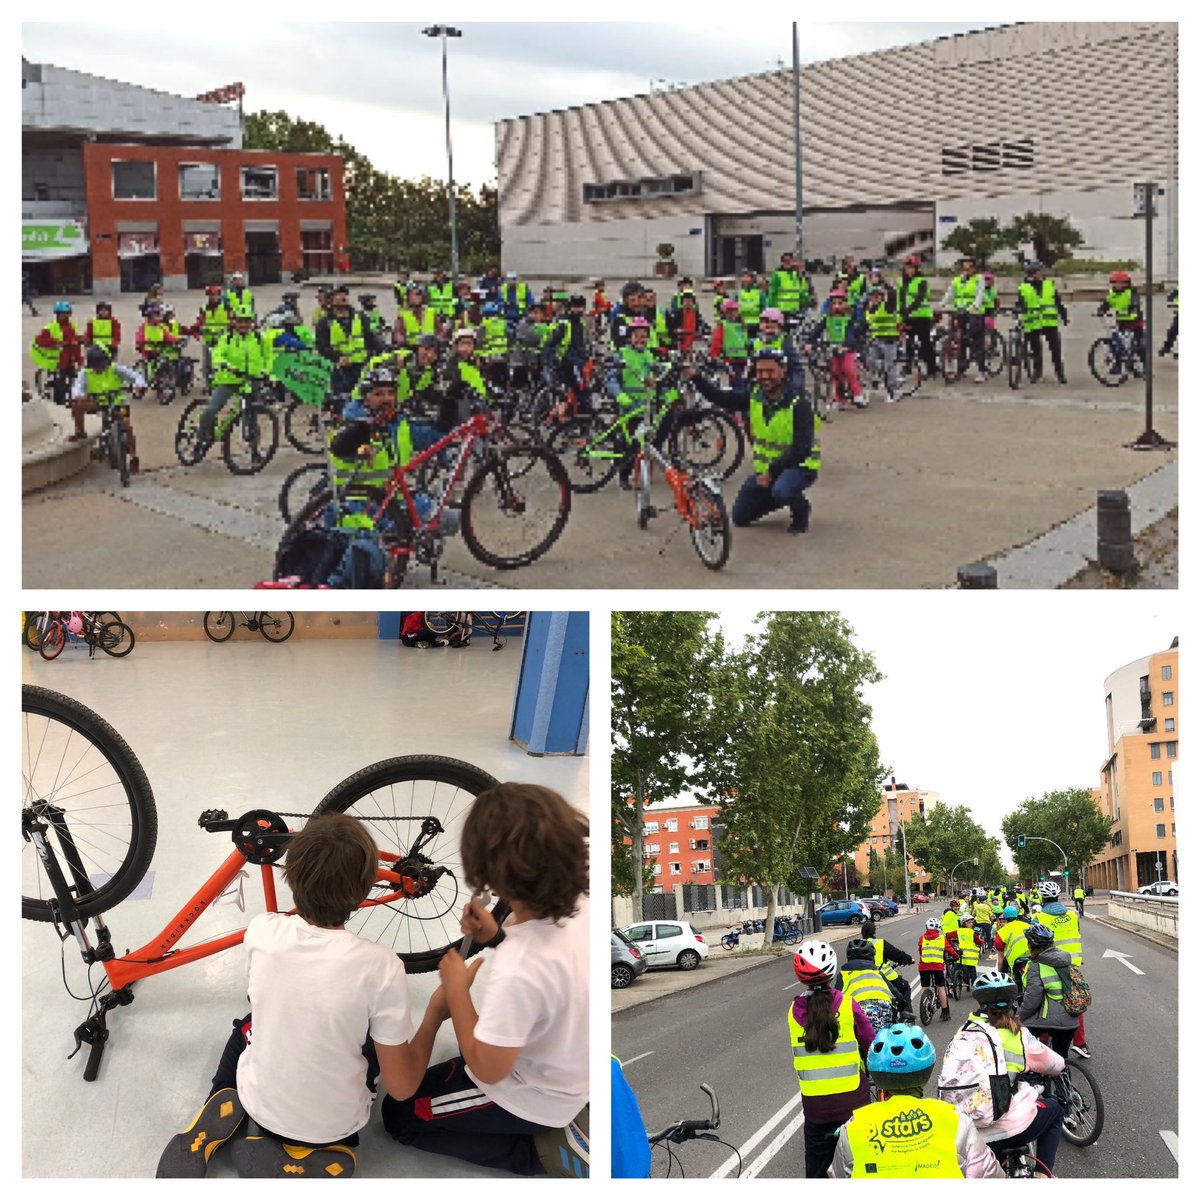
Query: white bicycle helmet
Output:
[[793, 939, 837, 986], [1037, 880, 1060, 899], [925, 917, 942, 931]]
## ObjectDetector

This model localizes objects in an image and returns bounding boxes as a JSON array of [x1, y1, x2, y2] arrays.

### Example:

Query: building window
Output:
[[1112, 830, 1122, 846], [1156, 824, 1166, 839], [241, 165, 278, 200], [1150, 743, 1162, 760], [1153, 771, 1163, 786], [665, 819, 678, 832], [1169, 770, 1173, 784], [668, 842, 679, 854], [871, 836, 877, 844], [179, 163, 220, 200], [1162, 664, 1172, 681], [1172, 824, 1176, 836], [669, 862, 682, 876], [1154, 797, 1164, 812], [645, 842, 659, 854], [296, 167, 332, 201], [694, 816, 709, 830], [582, 172, 698, 204], [1162, 691, 1174, 706], [111, 160, 156, 200], [652, 863, 661, 876], [1165, 718, 1175, 732], [643, 822, 659, 834], [1167, 742, 1177, 758], [694, 860, 709, 873], [942, 138, 1034, 176], [695, 839, 709, 850]]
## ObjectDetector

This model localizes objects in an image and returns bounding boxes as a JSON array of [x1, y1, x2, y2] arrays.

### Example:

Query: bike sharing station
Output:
[[21, 611, 589, 1178]]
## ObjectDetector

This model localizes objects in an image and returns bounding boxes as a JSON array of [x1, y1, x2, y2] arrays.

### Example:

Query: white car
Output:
[[621, 920, 709, 971], [1138, 880, 1179, 896]]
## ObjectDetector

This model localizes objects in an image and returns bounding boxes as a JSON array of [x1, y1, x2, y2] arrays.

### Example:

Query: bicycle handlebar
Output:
[[647, 1083, 721, 1144]]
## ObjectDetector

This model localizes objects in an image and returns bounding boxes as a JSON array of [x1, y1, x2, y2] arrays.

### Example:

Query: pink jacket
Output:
[[937, 1016, 1064, 1142]]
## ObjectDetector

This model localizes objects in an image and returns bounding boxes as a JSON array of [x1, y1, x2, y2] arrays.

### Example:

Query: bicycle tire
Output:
[[685, 477, 731, 570], [919, 987, 936, 1027], [312, 755, 510, 972], [1059, 1060, 1104, 1147], [105, 418, 120, 471], [983, 329, 1007, 377], [545, 415, 622, 493], [284, 398, 326, 455], [460, 446, 571, 571], [22, 685, 158, 922], [97, 621, 136, 658], [950, 967, 962, 1002], [1008, 332, 1023, 390], [423, 613, 457, 636], [895, 361, 923, 399], [24, 612, 47, 651], [155, 370, 176, 406], [1088, 338, 1127, 387], [222, 404, 279, 475], [204, 612, 237, 641], [175, 397, 210, 465], [669, 408, 745, 481], [939, 336, 963, 385], [117, 421, 131, 487], [39, 621, 66, 660], [279, 462, 330, 524], [257, 612, 295, 643]]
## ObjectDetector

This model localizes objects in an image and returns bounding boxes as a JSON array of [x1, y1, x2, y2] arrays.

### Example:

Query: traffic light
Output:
[[1039, 875, 1045, 881], [1063, 870, 1070, 878], [1018, 835, 1026, 848]]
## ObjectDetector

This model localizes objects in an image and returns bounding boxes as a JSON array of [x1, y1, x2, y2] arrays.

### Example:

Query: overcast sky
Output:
[[658, 594, 1180, 870], [22, 17, 994, 185]]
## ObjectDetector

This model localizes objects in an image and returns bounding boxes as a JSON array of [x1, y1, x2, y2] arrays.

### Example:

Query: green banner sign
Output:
[[22, 220, 88, 259], [271, 349, 333, 407]]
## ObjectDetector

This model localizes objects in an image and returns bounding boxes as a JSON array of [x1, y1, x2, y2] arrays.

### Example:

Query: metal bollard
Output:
[[1097, 490, 1134, 573], [957, 562, 998, 589]]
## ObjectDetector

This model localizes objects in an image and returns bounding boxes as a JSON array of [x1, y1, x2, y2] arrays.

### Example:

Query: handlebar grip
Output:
[[83, 1036, 105, 1082], [700, 1082, 720, 1127]]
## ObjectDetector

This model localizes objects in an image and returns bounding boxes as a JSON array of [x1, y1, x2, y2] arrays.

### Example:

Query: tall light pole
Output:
[[422, 25, 462, 288], [791, 22, 804, 258]]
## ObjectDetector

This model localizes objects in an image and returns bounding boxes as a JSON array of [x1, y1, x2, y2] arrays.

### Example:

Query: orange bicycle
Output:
[[22, 684, 508, 1081]]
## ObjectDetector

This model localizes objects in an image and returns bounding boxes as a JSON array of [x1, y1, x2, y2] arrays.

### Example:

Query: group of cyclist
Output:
[[786, 879, 1089, 1178]]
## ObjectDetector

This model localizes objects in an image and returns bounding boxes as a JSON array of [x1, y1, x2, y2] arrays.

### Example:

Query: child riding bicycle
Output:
[[69, 346, 145, 472]]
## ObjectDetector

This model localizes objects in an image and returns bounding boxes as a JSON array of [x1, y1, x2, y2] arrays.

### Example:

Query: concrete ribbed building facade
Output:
[[495, 22, 1178, 280]]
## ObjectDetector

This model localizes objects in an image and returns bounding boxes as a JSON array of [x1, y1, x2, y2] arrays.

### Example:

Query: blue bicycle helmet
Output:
[[1026, 921, 1055, 949], [867, 1023, 937, 1076], [482, 301, 501, 317], [53, 300, 72, 314], [1001, 905, 1019, 919], [751, 346, 788, 365]]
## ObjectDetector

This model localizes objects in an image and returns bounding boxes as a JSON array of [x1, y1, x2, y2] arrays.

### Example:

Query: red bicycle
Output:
[[22, 684, 509, 1081], [33, 611, 135, 660]]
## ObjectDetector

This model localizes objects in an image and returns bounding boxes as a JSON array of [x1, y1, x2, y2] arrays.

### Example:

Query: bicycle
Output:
[[1022, 1055, 1104, 1148], [1002, 308, 1034, 390], [997, 1143, 1055, 1178], [33, 364, 78, 407], [36, 611, 135, 661], [93, 394, 137, 487], [273, 404, 571, 587], [22, 684, 511, 1082], [935, 310, 1005, 382], [424, 611, 524, 651], [860, 336, 923, 401], [203, 611, 295, 642], [647, 1084, 739, 1178], [25, 610, 122, 651], [1088, 317, 1146, 387], [141, 341, 191, 406], [174, 373, 280, 474]]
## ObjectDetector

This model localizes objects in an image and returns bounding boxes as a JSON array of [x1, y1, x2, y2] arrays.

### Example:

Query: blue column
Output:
[[378, 612, 403, 639], [510, 612, 589, 756]]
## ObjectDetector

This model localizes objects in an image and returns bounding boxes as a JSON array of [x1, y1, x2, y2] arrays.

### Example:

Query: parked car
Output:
[[856, 897, 891, 921], [912, 893, 931, 905], [864, 895, 899, 916], [816, 899, 866, 927], [612, 929, 648, 989], [1138, 880, 1179, 896], [621, 920, 709, 971]]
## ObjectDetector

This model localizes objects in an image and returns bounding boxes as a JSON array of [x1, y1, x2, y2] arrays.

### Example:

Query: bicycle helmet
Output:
[[66, 613, 85, 636], [983, 273, 996, 283], [1109, 271, 1131, 284], [759, 308, 784, 324], [505, 270, 518, 280], [161, 304, 175, 316], [143, 305, 162, 318], [416, 334, 440, 350], [904, 255, 921, 268], [960, 913, 975, 924], [281, 291, 300, 303], [751, 347, 787, 366], [262, 312, 286, 329], [358, 293, 377, 305], [845, 937, 875, 960], [280, 311, 302, 327], [793, 939, 837, 986], [205, 284, 224, 296], [627, 317, 651, 330], [867, 1023, 937, 1077], [95, 300, 112, 312], [1001, 905, 1019, 919], [85, 346, 111, 371], [1026, 921, 1055, 949], [229, 271, 246, 283], [454, 328, 478, 342], [481, 302, 501, 316], [972, 969, 1018, 1007], [721, 298, 741, 314], [828, 289, 848, 301], [53, 300, 72, 314], [361, 365, 398, 390], [925, 917, 942, 931], [569, 294, 587, 307], [1037, 880, 1060, 899]]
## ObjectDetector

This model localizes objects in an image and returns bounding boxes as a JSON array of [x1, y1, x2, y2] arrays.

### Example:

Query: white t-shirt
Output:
[[467, 896, 589, 1127], [236, 912, 413, 1143]]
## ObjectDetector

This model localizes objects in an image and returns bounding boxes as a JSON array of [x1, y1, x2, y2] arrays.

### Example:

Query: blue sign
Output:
[[939, 215, 958, 224], [688, 228, 702, 235], [764, 239, 772, 247]]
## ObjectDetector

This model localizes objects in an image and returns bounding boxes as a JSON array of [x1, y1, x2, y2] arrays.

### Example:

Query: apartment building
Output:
[[851, 784, 939, 893], [639, 804, 720, 891]]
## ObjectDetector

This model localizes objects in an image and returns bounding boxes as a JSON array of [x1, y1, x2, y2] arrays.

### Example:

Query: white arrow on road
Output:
[[1102, 948, 1145, 975]]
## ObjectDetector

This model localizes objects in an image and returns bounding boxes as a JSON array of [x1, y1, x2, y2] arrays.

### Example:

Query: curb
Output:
[[1087, 912, 1178, 952]]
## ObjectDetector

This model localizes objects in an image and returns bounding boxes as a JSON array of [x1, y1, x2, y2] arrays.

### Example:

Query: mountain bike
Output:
[[22, 684, 511, 1082], [273, 404, 571, 587], [935, 310, 1005, 382], [423, 611, 524, 650], [1088, 317, 1146, 386], [36, 612, 135, 660], [1002, 308, 1034, 390], [174, 374, 280, 474], [94, 397, 136, 487], [141, 341, 191, 406], [648, 1085, 739, 1178], [203, 611, 295, 642], [860, 337, 922, 400]]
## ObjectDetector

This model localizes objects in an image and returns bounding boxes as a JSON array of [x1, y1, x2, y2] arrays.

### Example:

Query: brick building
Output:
[[22, 59, 347, 295], [1088, 637, 1180, 892], [639, 804, 720, 891], [850, 784, 938, 893]]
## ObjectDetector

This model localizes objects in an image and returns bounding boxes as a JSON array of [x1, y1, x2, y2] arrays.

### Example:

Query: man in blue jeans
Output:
[[685, 347, 819, 533]]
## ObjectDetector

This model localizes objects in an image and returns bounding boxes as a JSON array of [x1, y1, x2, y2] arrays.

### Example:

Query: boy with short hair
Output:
[[157, 813, 436, 1179], [381, 783, 589, 1176]]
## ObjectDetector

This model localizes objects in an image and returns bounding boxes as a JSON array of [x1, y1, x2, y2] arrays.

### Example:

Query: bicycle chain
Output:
[[271, 812, 426, 820]]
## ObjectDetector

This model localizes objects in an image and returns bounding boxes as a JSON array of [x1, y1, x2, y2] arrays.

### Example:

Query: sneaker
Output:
[[852, 395, 869, 408], [1071, 1043, 1091, 1059], [156, 1088, 246, 1178], [432, 639, 447, 647], [231, 1136, 356, 1179], [939, 1008, 951, 1022], [786, 518, 808, 534], [130, 456, 140, 474], [534, 1105, 590, 1178], [974, 371, 987, 383]]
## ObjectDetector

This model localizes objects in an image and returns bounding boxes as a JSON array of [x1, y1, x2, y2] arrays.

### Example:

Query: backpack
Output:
[[1055, 964, 1092, 1016], [937, 1021, 1014, 1125]]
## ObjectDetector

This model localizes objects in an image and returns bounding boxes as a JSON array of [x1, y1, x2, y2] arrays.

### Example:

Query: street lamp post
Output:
[[949, 856, 979, 897], [791, 21, 804, 258], [422, 25, 463, 288], [844, 852, 851, 900]]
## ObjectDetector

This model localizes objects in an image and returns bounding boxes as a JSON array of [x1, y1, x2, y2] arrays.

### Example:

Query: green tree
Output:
[[611, 612, 721, 913], [700, 611, 886, 948], [902, 804, 992, 895], [1000, 788, 1111, 883], [867, 846, 906, 897], [941, 218, 1006, 267], [999, 212, 1085, 268]]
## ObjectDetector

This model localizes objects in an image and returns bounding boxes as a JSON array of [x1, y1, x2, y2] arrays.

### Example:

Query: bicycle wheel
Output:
[[1007, 332, 1024, 390], [24, 612, 47, 651], [919, 986, 936, 1027], [949, 967, 962, 1002], [284, 398, 326, 455], [983, 329, 1007, 376], [257, 612, 295, 642], [895, 360, 923, 398], [545, 415, 622, 493], [279, 462, 330, 524], [223, 404, 279, 475], [685, 477, 731, 570], [22, 685, 158, 922], [312, 755, 510, 972], [720, 934, 738, 951], [668, 409, 745, 481], [939, 336, 963, 384], [1059, 1061, 1104, 1147], [97, 621, 136, 657], [155, 368, 176, 406], [1088, 338, 1127, 387], [460, 446, 571, 571], [423, 613, 457, 636], [175, 397, 209, 466], [116, 421, 131, 487], [39, 621, 66, 660]]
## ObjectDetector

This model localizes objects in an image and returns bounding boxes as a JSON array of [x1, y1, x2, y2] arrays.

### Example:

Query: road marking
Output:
[[620, 1051, 654, 1067], [711, 1091, 804, 1179], [743, 1106, 807, 1178], [1102, 947, 1145, 975], [1160, 1130, 1178, 1163]]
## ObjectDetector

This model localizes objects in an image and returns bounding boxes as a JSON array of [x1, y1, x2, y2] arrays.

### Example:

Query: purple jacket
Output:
[[790, 988, 875, 1125]]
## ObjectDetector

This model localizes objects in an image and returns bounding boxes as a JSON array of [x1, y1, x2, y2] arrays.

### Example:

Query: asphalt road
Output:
[[613, 908, 1177, 1179]]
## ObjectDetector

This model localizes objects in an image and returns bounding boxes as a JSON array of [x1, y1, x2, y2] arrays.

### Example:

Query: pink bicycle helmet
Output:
[[66, 613, 84, 636]]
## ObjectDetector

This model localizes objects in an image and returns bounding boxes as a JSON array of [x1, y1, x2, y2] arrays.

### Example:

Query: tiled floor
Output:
[[22, 634, 588, 1178]]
